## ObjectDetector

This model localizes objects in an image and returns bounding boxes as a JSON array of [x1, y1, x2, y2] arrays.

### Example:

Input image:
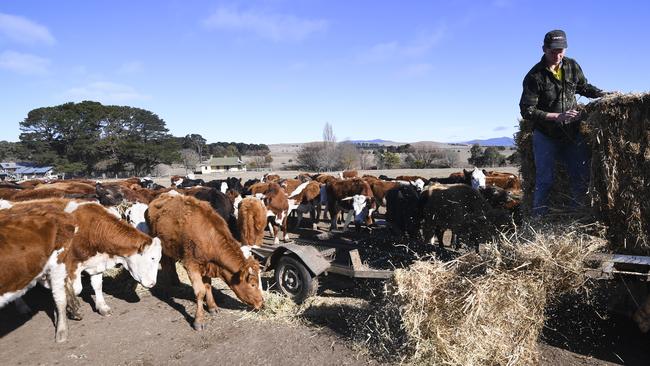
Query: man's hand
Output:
[[556, 109, 579, 124]]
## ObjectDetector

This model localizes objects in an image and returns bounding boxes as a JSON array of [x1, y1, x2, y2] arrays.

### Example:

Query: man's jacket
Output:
[[519, 56, 603, 140]]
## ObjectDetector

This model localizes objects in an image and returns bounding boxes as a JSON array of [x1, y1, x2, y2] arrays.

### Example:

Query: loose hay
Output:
[[359, 222, 606, 365]]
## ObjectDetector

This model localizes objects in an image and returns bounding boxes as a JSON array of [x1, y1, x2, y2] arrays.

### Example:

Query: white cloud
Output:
[[0, 50, 50, 75], [117, 61, 144, 74], [356, 26, 446, 64], [63, 81, 150, 103], [493, 126, 509, 131], [0, 13, 55, 45], [397, 63, 433, 79], [202, 6, 328, 42]]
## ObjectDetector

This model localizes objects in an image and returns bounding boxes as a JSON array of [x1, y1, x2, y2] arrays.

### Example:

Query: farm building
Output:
[[196, 156, 246, 174], [0, 162, 55, 180]]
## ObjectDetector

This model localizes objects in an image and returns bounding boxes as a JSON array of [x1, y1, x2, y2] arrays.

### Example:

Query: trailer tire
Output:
[[275, 256, 318, 304]]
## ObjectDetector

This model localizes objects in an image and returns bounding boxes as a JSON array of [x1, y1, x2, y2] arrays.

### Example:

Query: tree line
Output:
[[1, 101, 269, 177]]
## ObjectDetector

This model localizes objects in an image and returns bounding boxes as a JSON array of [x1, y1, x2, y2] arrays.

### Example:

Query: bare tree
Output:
[[246, 150, 272, 169], [323, 122, 336, 144], [320, 122, 339, 171], [441, 150, 461, 168], [358, 150, 374, 170], [296, 142, 325, 171], [180, 148, 200, 173], [406, 146, 443, 168], [337, 141, 360, 170]]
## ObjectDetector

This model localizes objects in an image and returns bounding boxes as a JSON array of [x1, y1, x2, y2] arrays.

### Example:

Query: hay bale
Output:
[[584, 93, 650, 254], [363, 223, 605, 365]]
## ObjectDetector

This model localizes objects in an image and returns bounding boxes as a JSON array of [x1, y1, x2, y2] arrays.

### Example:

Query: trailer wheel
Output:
[[275, 256, 318, 304]]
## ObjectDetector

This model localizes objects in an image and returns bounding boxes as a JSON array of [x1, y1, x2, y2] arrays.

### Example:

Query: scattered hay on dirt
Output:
[[239, 291, 307, 325], [356, 222, 606, 365]]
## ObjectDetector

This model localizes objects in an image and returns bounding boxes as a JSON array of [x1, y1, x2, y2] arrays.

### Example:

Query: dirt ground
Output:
[[2, 269, 647, 365]]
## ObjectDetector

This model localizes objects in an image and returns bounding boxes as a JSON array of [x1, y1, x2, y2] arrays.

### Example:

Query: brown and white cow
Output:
[[287, 180, 322, 228], [146, 193, 264, 330], [5, 199, 162, 317], [237, 197, 267, 246], [0, 210, 76, 342], [483, 170, 523, 194], [262, 173, 280, 183], [262, 183, 290, 244]]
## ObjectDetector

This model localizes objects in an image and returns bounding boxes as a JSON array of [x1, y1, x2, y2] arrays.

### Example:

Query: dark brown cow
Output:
[[325, 178, 375, 231], [237, 197, 267, 246], [146, 192, 264, 330], [0, 210, 76, 342], [368, 180, 402, 207]]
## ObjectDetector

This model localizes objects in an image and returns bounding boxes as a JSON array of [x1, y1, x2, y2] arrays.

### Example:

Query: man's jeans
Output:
[[532, 130, 591, 216]]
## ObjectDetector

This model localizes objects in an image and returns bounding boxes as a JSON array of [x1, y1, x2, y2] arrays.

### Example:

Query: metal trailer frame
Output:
[[250, 232, 393, 303]]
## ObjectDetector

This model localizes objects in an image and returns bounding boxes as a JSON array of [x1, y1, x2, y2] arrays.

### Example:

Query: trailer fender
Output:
[[266, 244, 330, 277]]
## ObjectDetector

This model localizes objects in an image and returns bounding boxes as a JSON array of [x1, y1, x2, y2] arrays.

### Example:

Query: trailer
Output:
[[250, 227, 399, 303]]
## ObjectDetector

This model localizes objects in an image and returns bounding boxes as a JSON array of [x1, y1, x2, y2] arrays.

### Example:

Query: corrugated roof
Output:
[[203, 157, 244, 166], [15, 166, 53, 174]]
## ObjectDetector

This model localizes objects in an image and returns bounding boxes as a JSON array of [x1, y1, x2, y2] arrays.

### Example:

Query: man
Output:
[[520, 29, 610, 216]]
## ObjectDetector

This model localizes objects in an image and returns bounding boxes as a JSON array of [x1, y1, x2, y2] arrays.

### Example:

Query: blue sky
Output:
[[1, 1, 648, 144]]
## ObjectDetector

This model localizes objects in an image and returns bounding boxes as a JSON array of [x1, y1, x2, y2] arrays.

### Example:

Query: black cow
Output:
[[421, 184, 509, 252], [182, 186, 239, 237], [385, 185, 422, 239]]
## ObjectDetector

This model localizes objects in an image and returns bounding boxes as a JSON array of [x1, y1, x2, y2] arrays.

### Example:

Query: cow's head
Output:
[[230, 256, 264, 310], [464, 167, 486, 190], [123, 237, 162, 288], [96, 183, 124, 206], [342, 194, 372, 223]]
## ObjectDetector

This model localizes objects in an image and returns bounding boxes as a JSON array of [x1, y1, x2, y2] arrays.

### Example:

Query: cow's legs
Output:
[[202, 276, 218, 314], [50, 263, 69, 343], [90, 274, 111, 316], [160, 255, 180, 287], [328, 205, 338, 231], [281, 216, 289, 242], [272, 222, 280, 245], [187, 268, 207, 330]]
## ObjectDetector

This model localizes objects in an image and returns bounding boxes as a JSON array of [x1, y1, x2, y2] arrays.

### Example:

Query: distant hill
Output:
[[347, 139, 400, 146], [463, 137, 515, 147]]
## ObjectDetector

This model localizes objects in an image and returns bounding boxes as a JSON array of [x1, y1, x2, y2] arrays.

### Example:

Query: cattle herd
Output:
[[0, 168, 522, 342]]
